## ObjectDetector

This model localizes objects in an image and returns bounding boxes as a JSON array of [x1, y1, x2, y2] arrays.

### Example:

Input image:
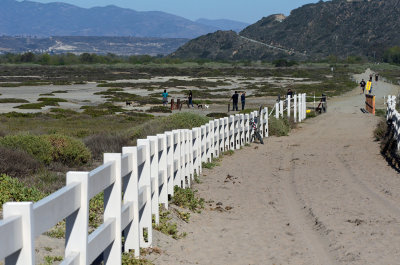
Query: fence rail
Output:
[[0, 100, 306, 264]]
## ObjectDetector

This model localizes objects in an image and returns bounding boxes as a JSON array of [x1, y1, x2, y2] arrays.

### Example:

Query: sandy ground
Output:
[[148, 69, 400, 265]]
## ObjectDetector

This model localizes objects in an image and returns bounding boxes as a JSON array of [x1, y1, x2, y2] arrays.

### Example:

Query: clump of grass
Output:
[[202, 157, 221, 169], [14, 102, 46, 109], [0, 174, 45, 209], [81, 103, 126, 117], [84, 133, 131, 160], [52, 90, 68, 93], [147, 106, 172, 113], [176, 210, 190, 223], [45, 221, 65, 239], [374, 119, 388, 141], [89, 192, 104, 231], [171, 186, 204, 212], [0, 98, 29, 103], [375, 109, 386, 118], [222, 150, 234, 156], [122, 252, 154, 265], [39, 93, 55, 96], [268, 117, 291, 136], [153, 209, 186, 239], [206, 112, 228, 118], [41, 255, 63, 265]]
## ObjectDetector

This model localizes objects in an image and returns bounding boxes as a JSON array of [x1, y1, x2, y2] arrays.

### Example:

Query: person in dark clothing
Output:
[[375, 73, 379, 82], [231, 91, 239, 111], [287, 88, 293, 98], [188, 90, 194, 108], [360, 79, 366, 94], [241, 92, 246, 110], [369, 74, 373, 82]]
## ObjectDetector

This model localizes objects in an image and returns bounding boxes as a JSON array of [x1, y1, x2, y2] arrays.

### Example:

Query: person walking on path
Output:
[[162, 89, 168, 106], [188, 90, 194, 108], [231, 91, 239, 111], [241, 92, 246, 110], [360, 79, 366, 94], [375, 73, 379, 82]]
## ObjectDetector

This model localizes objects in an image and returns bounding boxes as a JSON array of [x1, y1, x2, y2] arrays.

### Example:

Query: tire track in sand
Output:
[[279, 150, 338, 265]]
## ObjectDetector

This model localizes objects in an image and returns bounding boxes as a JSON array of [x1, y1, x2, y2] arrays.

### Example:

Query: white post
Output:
[[178, 130, 186, 188], [121, 147, 140, 257], [3, 202, 34, 265], [205, 124, 211, 162], [213, 119, 219, 157], [171, 130, 181, 187], [165, 132, 174, 197], [229, 115, 235, 150], [136, 139, 153, 247], [157, 134, 168, 209], [287, 95, 291, 118], [303, 94, 307, 119], [103, 153, 122, 265], [224, 117, 229, 150], [218, 118, 225, 153], [244, 114, 250, 143], [187, 129, 194, 183], [264, 107, 269, 137], [298, 94, 302, 122], [200, 125, 206, 163], [294, 94, 297, 122], [235, 114, 241, 149], [65, 172, 89, 264], [239, 114, 245, 144], [279, 100, 284, 118], [147, 136, 160, 225], [209, 121, 215, 159], [249, 112, 254, 142], [275, 102, 279, 119]]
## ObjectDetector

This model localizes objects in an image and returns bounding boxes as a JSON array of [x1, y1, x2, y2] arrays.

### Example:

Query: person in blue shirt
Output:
[[162, 89, 168, 106], [241, 92, 246, 110]]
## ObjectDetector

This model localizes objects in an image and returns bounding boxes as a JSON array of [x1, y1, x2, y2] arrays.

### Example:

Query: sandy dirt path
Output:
[[151, 70, 400, 265]]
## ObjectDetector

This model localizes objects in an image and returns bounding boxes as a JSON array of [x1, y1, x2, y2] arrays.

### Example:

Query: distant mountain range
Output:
[[172, 0, 400, 61], [0, 0, 247, 39]]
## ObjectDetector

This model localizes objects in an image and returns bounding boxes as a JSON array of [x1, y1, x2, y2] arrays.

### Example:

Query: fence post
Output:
[[172, 130, 181, 188], [264, 107, 269, 137], [303, 94, 307, 120], [275, 102, 279, 119], [200, 125, 206, 163], [121, 147, 140, 257], [186, 129, 194, 184], [65, 171, 89, 265], [103, 153, 122, 265], [3, 202, 34, 265], [239, 114, 245, 145], [279, 100, 284, 118], [229, 115, 235, 149], [287, 95, 291, 118], [234, 114, 240, 149], [136, 140, 153, 248], [213, 119, 220, 157], [147, 136, 160, 225], [298, 94, 302, 122], [165, 132, 174, 197], [209, 121, 215, 159], [218, 118, 225, 153], [157, 134, 168, 209], [294, 94, 297, 122], [223, 117, 229, 150], [244, 114, 250, 143]]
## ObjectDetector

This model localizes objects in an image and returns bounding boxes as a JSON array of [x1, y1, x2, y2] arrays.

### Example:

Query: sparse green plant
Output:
[[45, 221, 65, 239], [0, 98, 29, 103], [41, 255, 63, 265], [153, 209, 186, 239], [176, 210, 191, 223], [171, 186, 204, 212], [122, 251, 154, 265]]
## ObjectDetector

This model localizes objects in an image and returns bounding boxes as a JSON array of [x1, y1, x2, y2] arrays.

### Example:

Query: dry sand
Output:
[[149, 70, 400, 265]]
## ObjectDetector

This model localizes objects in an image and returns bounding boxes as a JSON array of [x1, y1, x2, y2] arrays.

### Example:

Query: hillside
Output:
[[0, 0, 217, 39], [172, 0, 400, 61], [195, 18, 249, 32]]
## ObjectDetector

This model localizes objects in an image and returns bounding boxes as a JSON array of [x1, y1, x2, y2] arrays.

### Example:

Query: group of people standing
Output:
[[231, 91, 246, 111]]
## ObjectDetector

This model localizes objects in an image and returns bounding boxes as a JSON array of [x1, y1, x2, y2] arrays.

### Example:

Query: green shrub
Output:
[[0, 98, 29, 103], [206, 112, 228, 118], [269, 117, 290, 136], [0, 134, 54, 164], [147, 106, 172, 113], [44, 134, 91, 166], [0, 174, 45, 208], [171, 186, 204, 212]]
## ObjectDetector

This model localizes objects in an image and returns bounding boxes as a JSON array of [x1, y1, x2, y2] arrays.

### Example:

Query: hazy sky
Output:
[[23, 0, 320, 24]]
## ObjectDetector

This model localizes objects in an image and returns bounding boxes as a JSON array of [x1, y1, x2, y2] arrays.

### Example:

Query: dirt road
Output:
[[151, 70, 400, 265]]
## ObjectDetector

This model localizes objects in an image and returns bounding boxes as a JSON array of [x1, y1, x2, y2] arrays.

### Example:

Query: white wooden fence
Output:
[[0, 105, 282, 265], [386, 95, 400, 150], [273, 93, 307, 122]]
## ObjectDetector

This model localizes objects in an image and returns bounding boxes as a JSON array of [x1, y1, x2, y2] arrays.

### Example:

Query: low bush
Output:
[[206, 112, 228, 118], [0, 98, 29, 103], [147, 106, 172, 113], [0, 134, 54, 164], [128, 113, 209, 141], [84, 133, 131, 160], [374, 119, 388, 141], [269, 117, 291, 136], [0, 146, 42, 179], [44, 134, 91, 166], [0, 174, 45, 208], [171, 186, 204, 212]]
